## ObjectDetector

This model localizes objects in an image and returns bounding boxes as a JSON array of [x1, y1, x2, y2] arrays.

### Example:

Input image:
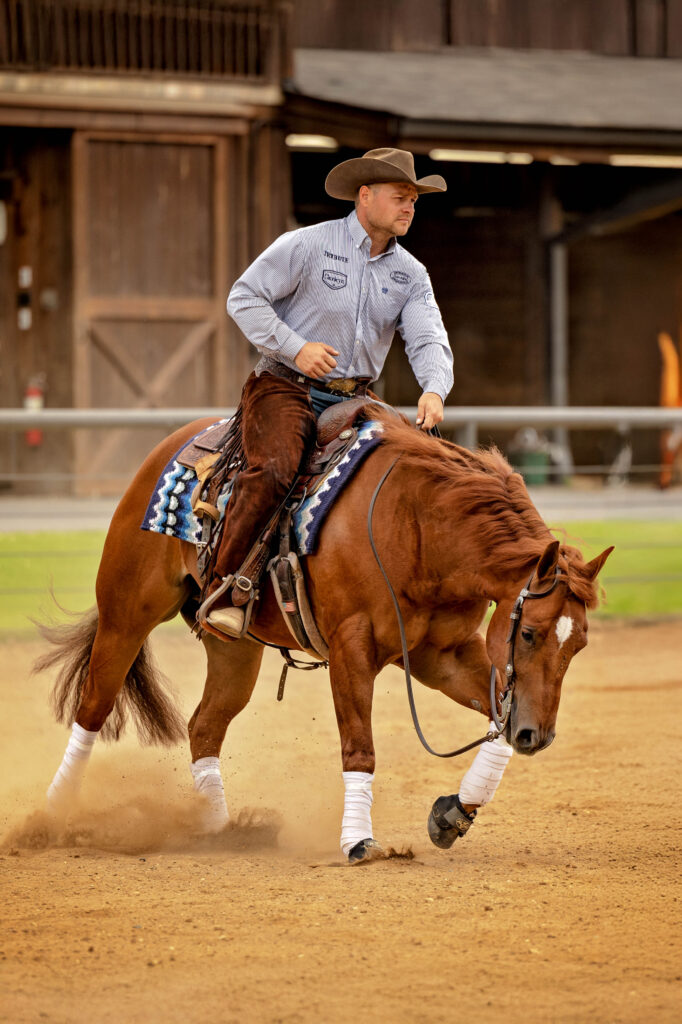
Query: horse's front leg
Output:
[[409, 633, 513, 849], [328, 618, 382, 864], [187, 634, 264, 833]]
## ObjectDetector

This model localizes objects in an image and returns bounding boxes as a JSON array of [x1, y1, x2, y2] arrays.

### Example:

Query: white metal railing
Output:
[[2, 405, 681, 483], [1, 405, 682, 431]]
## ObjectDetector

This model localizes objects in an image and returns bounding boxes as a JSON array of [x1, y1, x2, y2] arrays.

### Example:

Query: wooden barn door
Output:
[[72, 131, 248, 494]]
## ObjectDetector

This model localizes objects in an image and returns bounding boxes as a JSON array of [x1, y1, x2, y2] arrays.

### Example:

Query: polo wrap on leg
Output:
[[458, 727, 513, 807], [46, 722, 98, 811], [190, 756, 229, 832], [340, 771, 374, 858]]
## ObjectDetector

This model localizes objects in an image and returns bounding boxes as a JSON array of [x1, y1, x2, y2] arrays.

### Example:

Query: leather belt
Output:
[[312, 377, 372, 397], [255, 357, 372, 397]]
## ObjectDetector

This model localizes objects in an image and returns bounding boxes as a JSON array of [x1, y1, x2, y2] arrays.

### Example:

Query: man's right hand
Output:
[[294, 342, 339, 379]]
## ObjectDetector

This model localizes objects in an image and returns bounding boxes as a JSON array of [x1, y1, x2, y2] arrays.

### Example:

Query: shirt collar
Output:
[[345, 209, 397, 257]]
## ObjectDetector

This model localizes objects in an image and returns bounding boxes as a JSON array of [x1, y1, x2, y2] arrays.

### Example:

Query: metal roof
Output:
[[292, 47, 682, 134]]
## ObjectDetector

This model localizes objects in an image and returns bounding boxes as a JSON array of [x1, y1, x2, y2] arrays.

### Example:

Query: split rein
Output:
[[368, 456, 565, 759]]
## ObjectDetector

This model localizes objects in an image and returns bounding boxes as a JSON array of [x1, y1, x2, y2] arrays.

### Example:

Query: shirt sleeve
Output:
[[226, 230, 310, 364], [396, 273, 454, 403]]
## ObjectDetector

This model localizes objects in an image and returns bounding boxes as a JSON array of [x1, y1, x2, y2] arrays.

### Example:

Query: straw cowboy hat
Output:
[[325, 147, 447, 201]]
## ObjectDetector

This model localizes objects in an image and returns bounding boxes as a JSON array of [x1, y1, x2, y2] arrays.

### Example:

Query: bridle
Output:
[[488, 564, 566, 735], [368, 455, 567, 758]]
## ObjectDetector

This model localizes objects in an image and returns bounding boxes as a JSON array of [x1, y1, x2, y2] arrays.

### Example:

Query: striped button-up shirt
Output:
[[227, 210, 454, 401]]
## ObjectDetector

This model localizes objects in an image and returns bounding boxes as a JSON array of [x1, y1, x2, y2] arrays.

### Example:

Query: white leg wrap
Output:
[[46, 722, 98, 813], [190, 757, 229, 833], [458, 727, 513, 807], [340, 771, 374, 857]]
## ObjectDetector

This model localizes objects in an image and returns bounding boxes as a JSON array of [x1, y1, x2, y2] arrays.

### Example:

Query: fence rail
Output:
[[1, 405, 681, 483], [1, 405, 682, 431]]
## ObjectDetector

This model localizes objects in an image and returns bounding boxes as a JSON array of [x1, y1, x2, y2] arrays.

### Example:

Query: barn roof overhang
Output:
[[0, 71, 282, 133], [287, 47, 682, 158]]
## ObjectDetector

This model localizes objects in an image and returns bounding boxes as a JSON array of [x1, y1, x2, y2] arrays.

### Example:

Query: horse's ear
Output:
[[536, 540, 561, 581], [583, 546, 614, 581]]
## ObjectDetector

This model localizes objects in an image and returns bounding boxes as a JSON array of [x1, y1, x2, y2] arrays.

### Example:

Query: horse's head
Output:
[[486, 539, 613, 755]]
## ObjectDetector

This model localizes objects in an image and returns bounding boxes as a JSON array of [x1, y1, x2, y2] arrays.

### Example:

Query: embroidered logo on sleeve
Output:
[[423, 290, 439, 308], [390, 270, 411, 284], [322, 269, 348, 290]]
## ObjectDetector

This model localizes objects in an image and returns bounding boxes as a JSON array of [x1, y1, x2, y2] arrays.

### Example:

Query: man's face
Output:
[[359, 182, 418, 237]]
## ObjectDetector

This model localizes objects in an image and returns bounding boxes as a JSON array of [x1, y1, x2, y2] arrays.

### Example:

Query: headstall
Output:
[[489, 565, 566, 734]]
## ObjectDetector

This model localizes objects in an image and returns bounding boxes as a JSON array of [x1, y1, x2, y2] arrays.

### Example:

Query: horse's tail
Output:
[[32, 606, 186, 745]]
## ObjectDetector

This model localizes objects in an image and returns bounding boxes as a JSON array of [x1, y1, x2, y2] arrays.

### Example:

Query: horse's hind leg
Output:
[[187, 635, 264, 832], [46, 620, 152, 814], [45, 530, 188, 816]]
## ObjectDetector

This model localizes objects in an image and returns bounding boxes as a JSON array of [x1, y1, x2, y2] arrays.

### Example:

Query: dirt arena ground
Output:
[[1, 618, 680, 1024]]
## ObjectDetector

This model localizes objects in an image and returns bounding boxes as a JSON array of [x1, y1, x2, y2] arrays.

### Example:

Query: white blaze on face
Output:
[[555, 615, 574, 648]]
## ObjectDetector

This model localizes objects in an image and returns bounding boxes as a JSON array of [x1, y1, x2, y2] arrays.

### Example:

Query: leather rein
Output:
[[368, 455, 566, 759]]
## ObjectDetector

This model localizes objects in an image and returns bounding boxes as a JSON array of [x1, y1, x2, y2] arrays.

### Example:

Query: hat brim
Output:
[[325, 157, 446, 201]]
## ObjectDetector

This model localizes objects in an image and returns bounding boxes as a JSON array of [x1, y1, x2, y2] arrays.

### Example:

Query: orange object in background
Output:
[[657, 331, 682, 489]]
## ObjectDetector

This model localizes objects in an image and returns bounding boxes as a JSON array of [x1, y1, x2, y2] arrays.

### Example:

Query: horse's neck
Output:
[[404, 481, 548, 605]]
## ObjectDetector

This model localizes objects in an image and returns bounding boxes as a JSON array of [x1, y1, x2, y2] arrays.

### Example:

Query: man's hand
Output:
[[294, 342, 339, 379], [416, 392, 444, 431]]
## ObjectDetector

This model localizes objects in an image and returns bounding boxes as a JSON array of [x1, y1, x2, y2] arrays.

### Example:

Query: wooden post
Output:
[[542, 180, 573, 473]]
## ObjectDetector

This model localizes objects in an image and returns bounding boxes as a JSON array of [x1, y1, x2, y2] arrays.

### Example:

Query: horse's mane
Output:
[[379, 419, 601, 608]]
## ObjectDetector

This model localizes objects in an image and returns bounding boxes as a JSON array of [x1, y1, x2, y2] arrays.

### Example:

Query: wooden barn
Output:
[[2, 0, 682, 491], [0, 0, 292, 492]]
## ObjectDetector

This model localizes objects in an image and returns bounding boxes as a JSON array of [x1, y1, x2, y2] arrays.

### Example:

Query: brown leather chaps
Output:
[[209, 371, 316, 591]]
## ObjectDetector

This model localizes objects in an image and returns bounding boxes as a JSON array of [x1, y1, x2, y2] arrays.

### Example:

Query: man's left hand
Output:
[[416, 392, 444, 431]]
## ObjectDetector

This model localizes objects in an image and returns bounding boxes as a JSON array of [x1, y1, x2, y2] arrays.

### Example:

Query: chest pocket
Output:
[[374, 284, 410, 326]]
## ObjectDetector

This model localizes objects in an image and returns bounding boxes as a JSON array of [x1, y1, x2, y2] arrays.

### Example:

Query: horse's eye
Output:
[[521, 628, 535, 644]]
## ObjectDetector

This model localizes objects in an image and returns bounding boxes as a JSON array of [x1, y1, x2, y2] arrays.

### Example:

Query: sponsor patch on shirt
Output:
[[390, 270, 411, 285], [323, 250, 349, 263], [322, 269, 347, 290]]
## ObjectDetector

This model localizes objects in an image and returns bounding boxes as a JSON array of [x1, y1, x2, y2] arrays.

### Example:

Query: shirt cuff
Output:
[[277, 328, 308, 364], [421, 379, 451, 404]]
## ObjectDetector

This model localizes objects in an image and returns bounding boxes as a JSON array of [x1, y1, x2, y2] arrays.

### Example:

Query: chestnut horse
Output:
[[38, 414, 612, 861]]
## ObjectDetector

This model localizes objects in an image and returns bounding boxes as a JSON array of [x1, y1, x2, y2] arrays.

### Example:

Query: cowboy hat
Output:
[[325, 147, 447, 201]]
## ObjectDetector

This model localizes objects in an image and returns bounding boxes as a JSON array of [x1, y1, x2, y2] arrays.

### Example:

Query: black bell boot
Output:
[[427, 793, 477, 849]]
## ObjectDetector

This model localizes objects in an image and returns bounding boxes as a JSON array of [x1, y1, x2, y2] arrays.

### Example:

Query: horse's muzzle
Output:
[[512, 727, 555, 755]]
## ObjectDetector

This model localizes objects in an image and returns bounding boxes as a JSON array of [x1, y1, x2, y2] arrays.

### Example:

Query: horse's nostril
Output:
[[515, 728, 536, 749]]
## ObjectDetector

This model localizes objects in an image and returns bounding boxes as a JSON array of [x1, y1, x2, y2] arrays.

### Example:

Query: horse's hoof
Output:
[[347, 838, 383, 864], [427, 794, 476, 850]]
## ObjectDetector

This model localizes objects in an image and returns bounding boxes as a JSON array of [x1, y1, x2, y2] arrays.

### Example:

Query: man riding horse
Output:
[[205, 147, 453, 637]]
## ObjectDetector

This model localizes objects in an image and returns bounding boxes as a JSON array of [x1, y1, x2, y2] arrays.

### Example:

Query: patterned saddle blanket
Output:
[[140, 418, 384, 556]]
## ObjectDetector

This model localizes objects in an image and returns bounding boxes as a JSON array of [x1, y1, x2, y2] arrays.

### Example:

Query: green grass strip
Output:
[[0, 530, 105, 635], [548, 519, 682, 618], [1, 519, 680, 637]]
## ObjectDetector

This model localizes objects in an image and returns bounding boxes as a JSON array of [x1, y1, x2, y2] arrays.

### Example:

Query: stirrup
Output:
[[196, 574, 255, 638], [196, 573, 235, 628], [197, 580, 257, 640], [206, 604, 246, 638]]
